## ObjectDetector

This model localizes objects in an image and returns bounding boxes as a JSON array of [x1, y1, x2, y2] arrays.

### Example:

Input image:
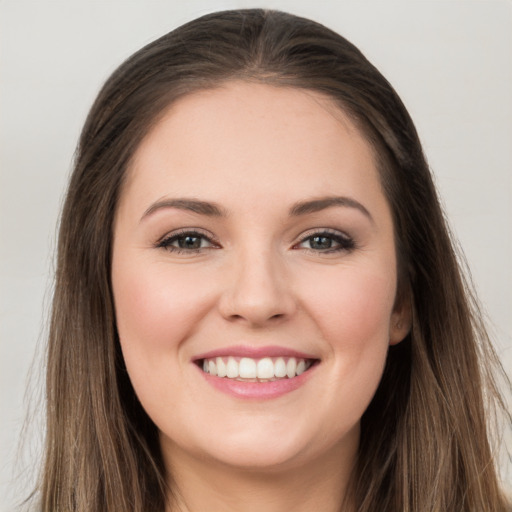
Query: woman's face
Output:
[[112, 82, 409, 473]]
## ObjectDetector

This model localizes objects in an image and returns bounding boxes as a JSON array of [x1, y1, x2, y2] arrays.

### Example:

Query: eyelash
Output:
[[156, 228, 355, 255]]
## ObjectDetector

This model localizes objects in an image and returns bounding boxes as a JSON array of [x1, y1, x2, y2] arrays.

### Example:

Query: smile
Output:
[[200, 356, 315, 381]]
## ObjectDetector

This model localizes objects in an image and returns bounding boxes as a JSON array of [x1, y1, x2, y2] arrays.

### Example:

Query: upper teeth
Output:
[[201, 356, 311, 380]]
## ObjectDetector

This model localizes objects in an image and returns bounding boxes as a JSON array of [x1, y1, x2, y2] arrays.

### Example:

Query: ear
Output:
[[389, 294, 412, 346]]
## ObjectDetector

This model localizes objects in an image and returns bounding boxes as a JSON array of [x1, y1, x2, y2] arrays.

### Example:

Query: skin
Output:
[[112, 81, 410, 512]]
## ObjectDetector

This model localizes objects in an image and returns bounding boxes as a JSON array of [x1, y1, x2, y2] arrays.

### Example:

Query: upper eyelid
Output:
[[157, 228, 219, 245], [296, 227, 352, 241]]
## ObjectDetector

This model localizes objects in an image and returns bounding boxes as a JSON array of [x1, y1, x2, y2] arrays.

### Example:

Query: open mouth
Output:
[[196, 356, 319, 382]]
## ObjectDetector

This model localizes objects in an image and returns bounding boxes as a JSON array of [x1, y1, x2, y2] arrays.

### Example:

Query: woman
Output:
[[37, 9, 509, 511]]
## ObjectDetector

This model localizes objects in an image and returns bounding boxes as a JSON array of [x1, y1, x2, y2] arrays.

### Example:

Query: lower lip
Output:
[[197, 364, 317, 400]]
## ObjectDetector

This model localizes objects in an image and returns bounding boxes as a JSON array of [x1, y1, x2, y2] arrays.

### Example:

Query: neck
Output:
[[163, 437, 357, 512]]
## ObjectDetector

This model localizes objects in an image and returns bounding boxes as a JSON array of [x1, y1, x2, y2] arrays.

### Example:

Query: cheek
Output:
[[302, 265, 396, 348], [111, 258, 220, 419], [112, 259, 212, 363], [300, 263, 396, 397], [300, 266, 396, 425]]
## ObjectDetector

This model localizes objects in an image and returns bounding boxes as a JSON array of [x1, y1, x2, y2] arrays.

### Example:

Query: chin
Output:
[[160, 416, 359, 475], [207, 439, 307, 471]]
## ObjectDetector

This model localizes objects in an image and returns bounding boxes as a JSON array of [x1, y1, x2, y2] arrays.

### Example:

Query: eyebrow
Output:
[[141, 198, 226, 220], [289, 196, 373, 223], [141, 195, 373, 223]]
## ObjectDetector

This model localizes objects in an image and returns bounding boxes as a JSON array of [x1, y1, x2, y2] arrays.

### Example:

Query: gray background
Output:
[[1, 0, 511, 508]]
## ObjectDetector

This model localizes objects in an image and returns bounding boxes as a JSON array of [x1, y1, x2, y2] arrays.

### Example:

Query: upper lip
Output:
[[193, 345, 319, 361]]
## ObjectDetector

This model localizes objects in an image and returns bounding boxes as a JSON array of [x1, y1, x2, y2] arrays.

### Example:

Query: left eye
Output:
[[297, 231, 354, 252]]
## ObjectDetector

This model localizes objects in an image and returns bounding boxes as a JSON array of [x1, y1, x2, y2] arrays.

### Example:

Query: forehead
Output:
[[122, 81, 384, 213]]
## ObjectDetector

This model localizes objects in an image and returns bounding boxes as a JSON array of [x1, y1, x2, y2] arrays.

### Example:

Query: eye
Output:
[[295, 230, 355, 253], [156, 230, 219, 253]]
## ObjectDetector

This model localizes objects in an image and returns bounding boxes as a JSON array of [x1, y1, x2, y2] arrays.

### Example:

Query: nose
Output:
[[218, 247, 296, 327]]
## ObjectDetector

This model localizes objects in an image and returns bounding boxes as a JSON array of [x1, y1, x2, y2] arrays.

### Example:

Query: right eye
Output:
[[156, 230, 219, 254]]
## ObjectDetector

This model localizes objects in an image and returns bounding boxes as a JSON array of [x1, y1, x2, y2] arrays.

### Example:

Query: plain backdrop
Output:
[[1, 0, 511, 509]]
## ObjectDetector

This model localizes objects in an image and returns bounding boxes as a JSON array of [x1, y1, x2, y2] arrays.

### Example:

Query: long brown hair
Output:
[[38, 9, 509, 511]]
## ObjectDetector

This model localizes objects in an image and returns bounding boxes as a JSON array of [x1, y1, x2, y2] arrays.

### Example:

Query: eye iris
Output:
[[178, 235, 202, 249], [310, 235, 333, 250]]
